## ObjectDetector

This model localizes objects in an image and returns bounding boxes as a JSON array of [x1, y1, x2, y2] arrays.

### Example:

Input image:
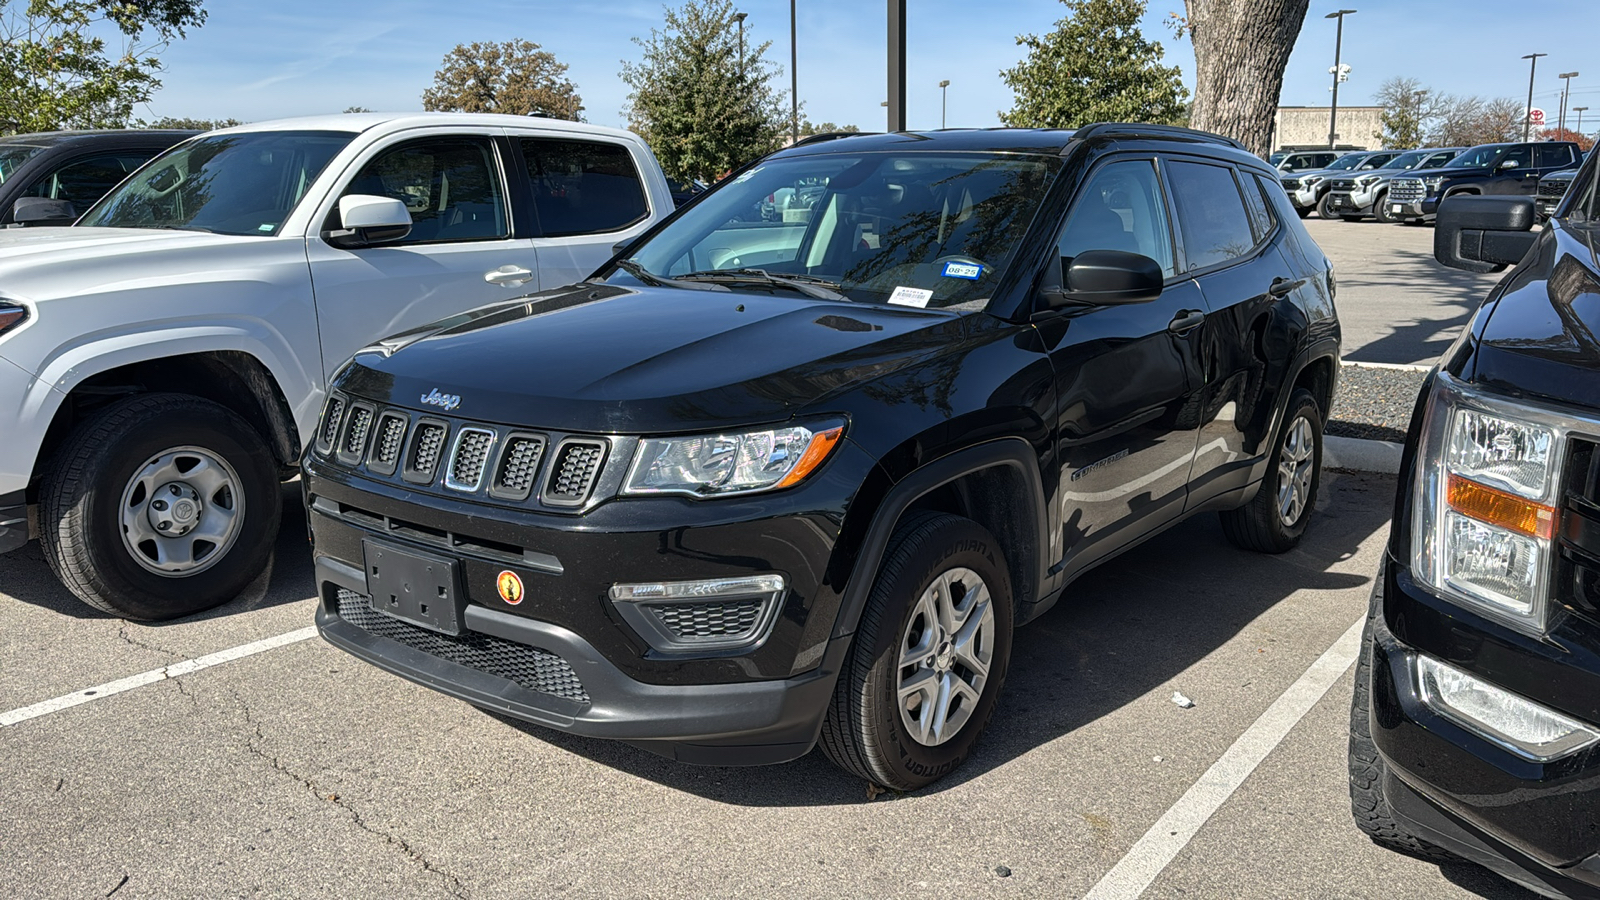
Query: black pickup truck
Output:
[[1387, 140, 1582, 225]]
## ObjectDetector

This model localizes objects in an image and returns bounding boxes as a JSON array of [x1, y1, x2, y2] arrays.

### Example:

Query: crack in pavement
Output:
[[228, 691, 470, 899], [114, 622, 184, 661]]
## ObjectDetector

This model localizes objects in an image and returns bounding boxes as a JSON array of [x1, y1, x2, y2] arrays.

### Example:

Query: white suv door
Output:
[[511, 132, 658, 288], [305, 130, 539, 379]]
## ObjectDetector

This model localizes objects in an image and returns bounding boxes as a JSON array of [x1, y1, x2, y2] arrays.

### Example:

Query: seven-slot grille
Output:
[[492, 435, 546, 500], [335, 589, 589, 703], [444, 428, 496, 492], [543, 440, 607, 506], [1389, 178, 1425, 203]]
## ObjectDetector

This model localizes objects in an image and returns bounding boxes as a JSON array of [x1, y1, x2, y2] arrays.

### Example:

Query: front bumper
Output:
[[1369, 556, 1600, 897], [1291, 184, 1324, 209], [1325, 190, 1373, 215], [1390, 197, 1440, 222]]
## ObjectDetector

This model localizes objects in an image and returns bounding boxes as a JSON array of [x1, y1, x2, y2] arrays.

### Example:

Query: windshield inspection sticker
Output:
[[941, 261, 982, 280], [887, 286, 934, 307]]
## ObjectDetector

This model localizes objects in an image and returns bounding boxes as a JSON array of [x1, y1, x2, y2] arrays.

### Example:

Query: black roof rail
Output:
[[791, 131, 876, 147], [1070, 123, 1247, 152]]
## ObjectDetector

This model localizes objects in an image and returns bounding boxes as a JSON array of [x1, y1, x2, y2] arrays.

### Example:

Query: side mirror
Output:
[[1499, 158, 1520, 170], [1434, 195, 1537, 274], [323, 194, 411, 248], [1043, 249, 1164, 308], [12, 197, 76, 227]]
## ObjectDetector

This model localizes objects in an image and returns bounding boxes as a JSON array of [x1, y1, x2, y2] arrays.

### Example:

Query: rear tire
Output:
[[820, 513, 1013, 791], [1221, 388, 1322, 553], [39, 393, 281, 620]]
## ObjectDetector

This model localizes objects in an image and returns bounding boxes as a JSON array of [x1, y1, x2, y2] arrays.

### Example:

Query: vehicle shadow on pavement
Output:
[[1336, 233, 1494, 365], [489, 471, 1393, 804], [0, 482, 314, 623]]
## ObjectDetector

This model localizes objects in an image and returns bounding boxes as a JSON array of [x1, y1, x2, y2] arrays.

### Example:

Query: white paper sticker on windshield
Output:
[[887, 286, 934, 307]]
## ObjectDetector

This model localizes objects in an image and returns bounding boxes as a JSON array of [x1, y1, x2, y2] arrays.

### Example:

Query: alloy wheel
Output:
[[896, 566, 996, 747], [1277, 416, 1316, 527]]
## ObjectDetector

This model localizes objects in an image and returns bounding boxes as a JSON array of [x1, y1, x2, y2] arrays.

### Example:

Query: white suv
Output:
[[0, 113, 673, 619]]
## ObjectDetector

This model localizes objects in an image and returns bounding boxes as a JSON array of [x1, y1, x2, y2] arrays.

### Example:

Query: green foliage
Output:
[[622, 0, 789, 183], [0, 0, 206, 135], [1000, 0, 1188, 129], [342, 106, 371, 114], [798, 119, 860, 136], [422, 40, 583, 120], [1373, 77, 1430, 149], [142, 115, 239, 130]]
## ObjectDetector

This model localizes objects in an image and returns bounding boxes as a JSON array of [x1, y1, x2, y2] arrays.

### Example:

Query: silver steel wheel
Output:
[[1276, 415, 1316, 527], [118, 445, 245, 577], [896, 566, 996, 747]]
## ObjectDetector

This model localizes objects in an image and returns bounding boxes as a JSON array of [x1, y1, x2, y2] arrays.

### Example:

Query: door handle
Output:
[[484, 265, 534, 286], [1168, 309, 1206, 334], [1268, 277, 1305, 297]]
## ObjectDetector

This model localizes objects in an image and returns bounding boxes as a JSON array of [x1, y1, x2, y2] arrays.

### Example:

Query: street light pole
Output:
[[1558, 71, 1579, 133], [1576, 107, 1590, 138], [790, 0, 798, 143], [1523, 53, 1548, 141], [1325, 10, 1355, 150], [938, 79, 950, 129], [734, 12, 747, 80]]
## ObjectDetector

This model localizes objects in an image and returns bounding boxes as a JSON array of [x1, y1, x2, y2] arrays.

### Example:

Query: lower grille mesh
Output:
[[649, 600, 765, 639], [335, 589, 589, 704]]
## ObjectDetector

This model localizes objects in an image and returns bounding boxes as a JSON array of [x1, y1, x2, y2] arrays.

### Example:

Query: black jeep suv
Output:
[[304, 124, 1341, 789], [1387, 140, 1582, 225], [1350, 147, 1600, 896]]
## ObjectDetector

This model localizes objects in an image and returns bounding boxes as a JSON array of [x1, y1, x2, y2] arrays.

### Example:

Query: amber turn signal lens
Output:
[[1447, 474, 1556, 540], [775, 426, 844, 489]]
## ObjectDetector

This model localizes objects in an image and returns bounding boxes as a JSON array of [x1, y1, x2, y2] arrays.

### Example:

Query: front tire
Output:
[[820, 513, 1014, 790], [39, 393, 282, 620], [1373, 191, 1397, 224], [1220, 388, 1323, 553], [1316, 193, 1338, 219]]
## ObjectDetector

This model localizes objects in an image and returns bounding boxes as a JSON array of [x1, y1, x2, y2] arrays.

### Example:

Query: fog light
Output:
[[1416, 655, 1600, 762], [610, 575, 786, 653]]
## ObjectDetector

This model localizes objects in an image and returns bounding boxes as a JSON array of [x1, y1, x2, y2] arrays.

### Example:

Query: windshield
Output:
[[0, 144, 43, 185], [79, 131, 353, 235], [1446, 145, 1506, 169], [1326, 153, 1369, 171], [1381, 151, 1428, 170], [615, 151, 1060, 310]]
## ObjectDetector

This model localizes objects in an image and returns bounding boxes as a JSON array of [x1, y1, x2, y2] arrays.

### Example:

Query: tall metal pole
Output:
[[938, 79, 950, 129], [1576, 107, 1590, 138], [1558, 72, 1579, 134], [789, 0, 798, 143], [1325, 10, 1355, 149], [1523, 53, 1547, 141], [887, 0, 906, 132], [734, 12, 747, 79]]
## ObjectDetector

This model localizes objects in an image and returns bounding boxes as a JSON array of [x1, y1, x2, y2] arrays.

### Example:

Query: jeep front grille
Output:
[[491, 435, 546, 500], [319, 396, 346, 453], [444, 427, 496, 492], [368, 412, 408, 475], [542, 440, 607, 506], [334, 589, 589, 704], [404, 421, 449, 484], [1389, 178, 1425, 203], [340, 404, 374, 463]]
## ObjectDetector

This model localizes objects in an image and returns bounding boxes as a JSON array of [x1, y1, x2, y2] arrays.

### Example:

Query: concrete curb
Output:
[[1324, 434, 1403, 475]]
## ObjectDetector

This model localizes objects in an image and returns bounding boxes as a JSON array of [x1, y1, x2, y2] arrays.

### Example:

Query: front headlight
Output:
[[1355, 174, 1380, 187], [1303, 175, 1325, 187], [1412, 374, 1564, 632], [1424, 176, 1446, 192], [623, 422, 845, 497]]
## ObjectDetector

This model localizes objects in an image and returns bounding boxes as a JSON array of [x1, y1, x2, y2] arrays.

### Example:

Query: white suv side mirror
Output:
[[326, 194, 412, 248]]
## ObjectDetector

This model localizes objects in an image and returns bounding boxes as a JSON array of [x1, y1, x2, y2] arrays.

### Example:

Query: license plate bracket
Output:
[[362, 538, 465, 635]]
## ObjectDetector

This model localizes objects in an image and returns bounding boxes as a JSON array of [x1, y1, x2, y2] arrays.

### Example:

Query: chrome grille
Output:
[[444, 427, 496, 492], [340, 404, 374, 462], [1389, 178, 1425, 203], [319, 396, 346, 452], [542, 440, 606, 506], [335, 589, 589, 704], [404, 421, 449, 484], [368, 412, 408, 474], [491, 435, 546, 500], [649, 600, 765, 640]]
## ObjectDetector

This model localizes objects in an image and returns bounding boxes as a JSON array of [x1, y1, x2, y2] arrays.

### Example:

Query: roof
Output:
[[212, 112, 642, 143], [0, 129, 199, 147], [774, 123, 1248, 159]]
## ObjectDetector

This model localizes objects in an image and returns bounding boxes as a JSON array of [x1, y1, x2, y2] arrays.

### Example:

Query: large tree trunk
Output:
[[1185, 0, 1310, 156]]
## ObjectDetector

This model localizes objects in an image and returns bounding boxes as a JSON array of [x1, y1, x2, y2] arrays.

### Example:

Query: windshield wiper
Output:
[[675, 268, 848, 301], [613, 258, 674, 286]]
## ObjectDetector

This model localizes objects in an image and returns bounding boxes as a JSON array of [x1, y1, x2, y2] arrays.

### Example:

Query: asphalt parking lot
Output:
[[0, 472, 1541, 900]]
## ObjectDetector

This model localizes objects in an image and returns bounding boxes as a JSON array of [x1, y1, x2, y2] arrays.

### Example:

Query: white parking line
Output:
[[0, 626, 318, 728], [1082, 616, 1367, 900]]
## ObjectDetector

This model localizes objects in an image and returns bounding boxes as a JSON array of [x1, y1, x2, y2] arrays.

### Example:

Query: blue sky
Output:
[[144, 0, 1600, 134]]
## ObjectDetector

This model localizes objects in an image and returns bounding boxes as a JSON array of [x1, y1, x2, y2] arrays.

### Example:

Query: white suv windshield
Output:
[[79, 131, 353, 236], [619, 151, 1059, 310]]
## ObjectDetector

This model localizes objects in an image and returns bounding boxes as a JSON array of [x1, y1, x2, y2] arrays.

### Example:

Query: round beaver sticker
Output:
[[496, 570, 524, 605]]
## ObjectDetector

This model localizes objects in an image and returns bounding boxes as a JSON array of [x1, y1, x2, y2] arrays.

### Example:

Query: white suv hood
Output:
[[0, 226, 228, 264]]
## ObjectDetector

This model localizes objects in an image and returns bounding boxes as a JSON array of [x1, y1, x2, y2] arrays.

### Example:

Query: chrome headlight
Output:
[[1424, 176, 1446, 192], [1354, 174, 1381, 187], [622, 422, 844, 498], [1302, 175, 1325, 187], [1411, 373, 1567, 633]]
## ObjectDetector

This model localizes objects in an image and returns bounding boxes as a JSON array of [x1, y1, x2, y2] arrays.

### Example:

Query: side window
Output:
[[520, 138, 649, 237], [1239, 169, 1276, 242], [1536, 144, 1574, 169], [339, 137, 508, 244], [1056, 159, 1175, 277], [1501, 145, 1533, 169], [24, 152, 158, 209], [1423, 152, 1454, 169], [1164, 159, 1257, 272]]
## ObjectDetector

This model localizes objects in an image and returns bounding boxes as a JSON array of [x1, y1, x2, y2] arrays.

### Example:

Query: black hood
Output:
[[336, 282, 967, 434], [1412, 165, 1494, 181]]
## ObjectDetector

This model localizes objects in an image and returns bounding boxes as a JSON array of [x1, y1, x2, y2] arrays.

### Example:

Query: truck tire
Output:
[[39, 393, 282, 620], [1316, 193, 1338, 219], [1373, 191, 1398, 224], [1348, 592, 1457, 863], [1220, 388, 1322, 553], [820, 512, 1013, 791]]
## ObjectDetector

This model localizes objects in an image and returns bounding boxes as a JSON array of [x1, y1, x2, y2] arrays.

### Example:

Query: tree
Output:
[[142, 115, 240, 130], [343, 106, 371, 114], [422, 40, 583, 120], [622, 0, 789, 183], [798, 119, 860, 136], [1373, 77, 1435, 149], [1000, 0, 1187, 129], [0, 0, 207, 135], [1541, 127, 1594, 152], [1174, 0, 1310, 156], [1430, 94, 1524, 147]]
